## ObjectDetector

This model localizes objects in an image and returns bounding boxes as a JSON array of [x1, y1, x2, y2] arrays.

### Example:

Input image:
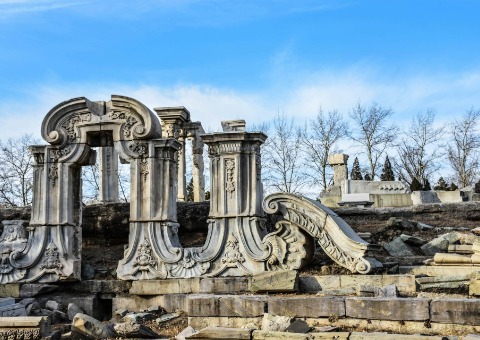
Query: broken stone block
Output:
[[0, 298, 14, 307], [251, 270, 298, 293], [0, 301, 26, 317], [386, 217, 415, 229], [431, 298, 480, 325], [357, 284, 397, 298], [156, 312, 181, 324], [261, 313, 292, 332], [384, 237, 415, 256], [67, 303, 84, 321], [399, 234, 427, 246], [421, 234, 453, 255], [285, 319, 311, 333], [72, 313, 115, 339], [45, 300, 60, 311], [176, 326, 196, 340], [114, 308, 129, 317], [113, 322, 158, 338], [123, 312, 156, 324], [415, 222, 434, 230]]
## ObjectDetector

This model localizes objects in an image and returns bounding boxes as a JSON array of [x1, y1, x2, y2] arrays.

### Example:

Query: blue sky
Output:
[[1, 0, 480, 140]]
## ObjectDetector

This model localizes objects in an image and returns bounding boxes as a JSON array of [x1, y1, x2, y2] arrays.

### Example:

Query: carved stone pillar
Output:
[[98, 146, 119, 203], [155, 107, 190, 202], [328, 154, 349, 185], [117, 139, 181, 280], [200, 120, 268, 276], [186, 121, 206, 202]]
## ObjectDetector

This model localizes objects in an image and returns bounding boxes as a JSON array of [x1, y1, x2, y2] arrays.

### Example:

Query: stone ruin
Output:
[[0, 95, 381, 284]]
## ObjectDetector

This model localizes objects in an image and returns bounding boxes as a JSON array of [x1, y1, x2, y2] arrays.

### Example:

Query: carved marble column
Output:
[[186, 121, 206, 202], [155, 107, 190, 202], [98, 146, 119, 203], [117, 139, 182, 280]]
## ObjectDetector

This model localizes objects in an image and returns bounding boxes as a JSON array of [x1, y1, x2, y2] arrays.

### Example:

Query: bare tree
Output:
[[300, 109, 349, 192], [262, 113, 308, 194], [81, 162, 100, 202], [0, 134, 40, 207], [395, 109, 445, 187], [447, 108, 480, 187], [349, 103, 398, 179]]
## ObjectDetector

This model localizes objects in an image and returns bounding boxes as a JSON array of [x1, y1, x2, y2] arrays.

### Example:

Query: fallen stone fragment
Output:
[[113, 322, 158, 338], [45, 300, 60, 311], [421, 233, 458, 255], [415, 222, 434, 230], [384, 237, 415, 256], [472, 227, 480, 236], [156, 312, 181, 324], [146, 305, 163, 313], [261, 313, 292, 332], [0, 297, 14, 307], [72, 313, 116, 339], [68, 303, 84, 321], [123, 312, 157, 324], [175, 326, 196, 340], [400, 234, 427, 246], [285, 319, 311, 333], [386, 217, 415, 229], [114, 308, 129, 317]]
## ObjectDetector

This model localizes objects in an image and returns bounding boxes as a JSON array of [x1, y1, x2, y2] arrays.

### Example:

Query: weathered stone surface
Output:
[[261, 313, 292, 332], [0, 284, 20, 298], [187, 326, 252, 339], [113, 322, 158, 338], [72, 313, 115, 339], [187, 295, 219, 317], [310, 332, 350, 339], [421, 232, 461, 256], [431, 299, 480, 325], [348, 332, 445, 339], [37, 294, 103, 320], [67, 303, 84, 321], [253, 330, 312, 339], [0, 298, 14, 307], [346, 297, 430, 321], [188, 316, 263, 330], [400, 265, 480, 276], [20, 284, 58, 298], [199, 277, 250, 294], [299, 276, 341, 292], [130, 278, 200, 295], [417, 275, 470, 290], [386, 217, 415, 229], [218, 296, 267, 317], [384, 237, 415, 256], [45, 300, 60, 311], [357, 284, 397, 298], [0, 302, 26, 317], [411, 191, 441, 205], [251, 270, 298, 293], [112, 294, 187, 314], [269, 297, 345, 318], [63, 280, 131, 294], [156, 312, 181, 324], [317, 288, 356, 296]]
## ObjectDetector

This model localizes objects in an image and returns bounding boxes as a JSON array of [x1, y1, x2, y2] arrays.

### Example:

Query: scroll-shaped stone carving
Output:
[[0, 220, 28, 284], [263, 193, 382, 274]]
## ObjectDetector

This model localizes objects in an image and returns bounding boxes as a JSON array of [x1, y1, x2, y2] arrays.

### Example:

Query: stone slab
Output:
[[0, 316, 50, 337], [112, 294, 187, 314], [187, 326, 251, 339], [218, 296, 267, 317], [199, 277, 250, 294], [0, 284, 20, 298], [188, 316, 262, 330], [251, 270, 298, 292], [130, 278, 200, 295], [304, 317, 480, 337], [268, 297, 345, 318], [431, 299, 480, 325], [349, 332, 445, 339], [299, 276, 341, 292], [311, 332, 350, 340], [399, 265, 480, 276], [469, 280, 480, 296], [252, 330, 311, 339], [346, 297, 430, 321], [187, 294, 219, 316]]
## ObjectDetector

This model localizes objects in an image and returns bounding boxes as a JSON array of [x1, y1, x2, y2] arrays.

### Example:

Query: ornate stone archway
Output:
[[0, 95, 381, 283]]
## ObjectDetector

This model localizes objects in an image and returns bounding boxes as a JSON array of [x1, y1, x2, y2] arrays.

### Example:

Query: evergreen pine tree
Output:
[[364, 173, 372, 181], [423, 179, 431, 191], [350, 157, 363, 180], [380, 156, 395, 181], [186, 178, 194, 202], [449, 182, 458, 191], [434, 177, 448, 190], [410, 177, 422, 191]]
